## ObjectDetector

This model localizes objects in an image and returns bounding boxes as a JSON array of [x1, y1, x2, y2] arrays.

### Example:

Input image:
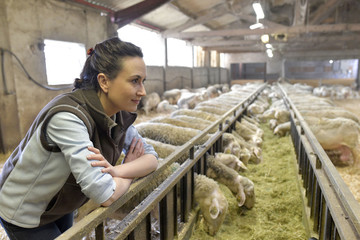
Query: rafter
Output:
[[162, 3, 228, 35], [309, 0, 345, 25], [113, 0, 171, 28], [166, 23, 360, 39]]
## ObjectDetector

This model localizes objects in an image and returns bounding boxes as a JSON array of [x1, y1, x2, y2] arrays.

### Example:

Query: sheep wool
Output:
[[135, 122, 211, 146]]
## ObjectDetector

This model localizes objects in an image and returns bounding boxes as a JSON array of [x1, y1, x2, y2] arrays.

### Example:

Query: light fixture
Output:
[[266, 48, 273, 58], [252, 2, 265, 19], [329, 60, 333, 64], [261, 34, 269, 43], [249, 22, 264, 30], [265, 43, 272, 48]]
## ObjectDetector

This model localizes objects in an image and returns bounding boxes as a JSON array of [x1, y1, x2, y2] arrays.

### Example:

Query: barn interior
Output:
[[1, 0, 360, 239]]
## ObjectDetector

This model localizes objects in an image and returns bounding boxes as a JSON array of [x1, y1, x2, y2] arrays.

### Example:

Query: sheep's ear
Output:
[[209, 198, 220, 219], [224, 147, 231, 154], [238, 161, 248, 171]]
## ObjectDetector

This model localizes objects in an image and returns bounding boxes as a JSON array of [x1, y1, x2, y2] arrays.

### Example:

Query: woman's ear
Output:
[[97, 73, 110, 93]]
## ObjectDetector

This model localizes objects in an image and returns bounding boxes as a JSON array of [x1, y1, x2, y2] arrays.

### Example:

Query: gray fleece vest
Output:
[[0, 89, 137, 226]]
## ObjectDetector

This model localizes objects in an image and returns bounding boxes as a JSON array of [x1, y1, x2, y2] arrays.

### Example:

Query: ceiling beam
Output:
[[166, 23, 360, 39], [283, 49, 360, 60], [292, 0, 308, 26], [284, 34, 360, 44], [113, 0, 171, 28], [162, 3, 228, 35], [309, 0, 344, 25], [190, 39, 258, 47]]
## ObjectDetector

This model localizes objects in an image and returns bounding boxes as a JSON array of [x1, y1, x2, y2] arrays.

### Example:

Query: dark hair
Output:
[[74, 37, 143, 91]]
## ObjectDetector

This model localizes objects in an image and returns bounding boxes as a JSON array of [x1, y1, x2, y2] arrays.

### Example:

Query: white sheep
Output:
[[239, 175, 256, 209], [214, 152, 247, 172], [140, 92, 161, 115], [171, 115, 217, 133], [143, 138, 188, 164], [170, 109, 219, 122], [135, 122, 211, 146], [206, 155, 246, 207], [194, 174, 228, 236], [150, 116, 215, 133]]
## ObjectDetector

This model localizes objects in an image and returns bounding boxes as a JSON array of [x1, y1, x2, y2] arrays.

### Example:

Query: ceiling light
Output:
[[261, 34, 269, 43], [266, 48, 273, 58], [265, 43, 272, 48], [252, 2, 265, 19], [249, 22, 264, 30]]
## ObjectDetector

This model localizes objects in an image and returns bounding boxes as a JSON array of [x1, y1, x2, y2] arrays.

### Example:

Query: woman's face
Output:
[[98, 56, 147, 116]]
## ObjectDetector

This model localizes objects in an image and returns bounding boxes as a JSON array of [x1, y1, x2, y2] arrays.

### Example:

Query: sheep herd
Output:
[[135, 83, 265, 236], [255, 82, 360, 168], [135, 81, 360, 236]]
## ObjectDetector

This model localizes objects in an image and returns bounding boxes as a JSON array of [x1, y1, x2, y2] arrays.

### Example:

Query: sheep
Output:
[[227, 132, 262, 164], [235, 121, 263, 147], [214, 152, 247, 172], [273, 121, 291, 137], [171, 115, 217, 133], [144, 138, 188, 164], [300, 109, 360, 124], [196, 100, 235, 110], [240, 117, 264, 137], [194, 174, 228, 236], [156, 100, 179, 113], [206, 155, 246, 207], [242, 115, 260, 127], [162, 89, 182, 105], [177, 92, 203, 109], [222, 132, 251, 165], [111, 162, 180, 220], [239, 175, 255, 209], [170, 109, 219, 122], [135, 122, 211, 146], [150, 116, 215, 133], [140, 92, 161, 115], [194, 105, 228, 116]]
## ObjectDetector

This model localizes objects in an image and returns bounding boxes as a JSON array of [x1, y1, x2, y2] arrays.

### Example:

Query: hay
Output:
[[337, 166, 360, 202], [191, 123, 307, 240]]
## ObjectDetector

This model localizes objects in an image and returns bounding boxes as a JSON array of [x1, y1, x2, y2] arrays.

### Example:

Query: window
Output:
[[118, 25, 165, 66], [167, 38, 193, 67], [44, 39, 86, 85]]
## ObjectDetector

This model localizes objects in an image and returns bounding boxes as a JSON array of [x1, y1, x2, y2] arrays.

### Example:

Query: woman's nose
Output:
[[137, 84, 146, 96]]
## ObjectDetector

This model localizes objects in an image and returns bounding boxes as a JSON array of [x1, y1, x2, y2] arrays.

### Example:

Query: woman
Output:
[[0, 37, 158, 239]]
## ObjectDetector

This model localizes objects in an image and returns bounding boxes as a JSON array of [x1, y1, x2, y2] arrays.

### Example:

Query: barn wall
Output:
[[165, 66, 192, 90], [0, 0, 21, 152], [193, 67, 209, 88], [285, 59, 358, 80], [0, 0, 113, 151], [146, 66, 165, 95], [224, 52, 282, 82]]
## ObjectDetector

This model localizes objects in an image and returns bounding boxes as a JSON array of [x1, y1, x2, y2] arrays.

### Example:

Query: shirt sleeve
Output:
[[123, 125, 159, 159], [46, 111, 116, 204]]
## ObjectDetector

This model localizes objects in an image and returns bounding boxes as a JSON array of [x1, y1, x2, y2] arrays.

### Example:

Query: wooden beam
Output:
[[190, 39, 258, 47], [162, 3, 228, 35], [166, 23, 360, 39], [309, 0, 345, 25], [292, 0, 308, 26], [283, 49, 360, 60], [113, 0, 171, 28]]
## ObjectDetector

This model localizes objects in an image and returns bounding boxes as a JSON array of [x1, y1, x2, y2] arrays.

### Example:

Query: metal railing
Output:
[[56, 84, 266, 240], [278, 83, 360, 240]]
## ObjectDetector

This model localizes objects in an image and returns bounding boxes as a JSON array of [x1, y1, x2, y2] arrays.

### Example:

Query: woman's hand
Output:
[[124, 138, 145, 163], [87, 146, 114, 175]]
